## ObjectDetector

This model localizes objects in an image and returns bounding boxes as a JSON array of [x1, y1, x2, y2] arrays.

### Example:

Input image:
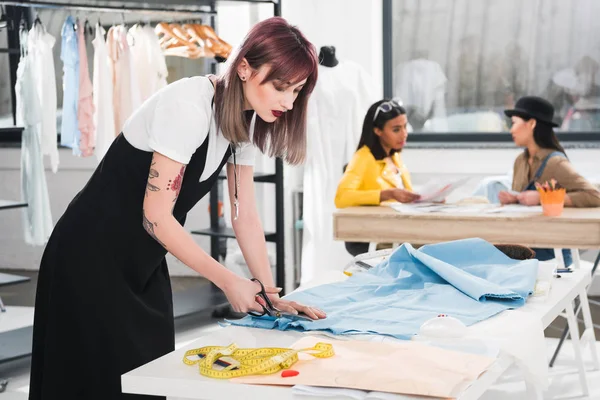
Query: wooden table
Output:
[[333, 206, 600, 249]]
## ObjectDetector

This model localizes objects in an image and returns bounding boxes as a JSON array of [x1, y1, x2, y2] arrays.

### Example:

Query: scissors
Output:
[[248, 278, 313, 322]]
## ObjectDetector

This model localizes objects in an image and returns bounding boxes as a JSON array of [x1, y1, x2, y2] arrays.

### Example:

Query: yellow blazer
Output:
[[335, 145, 413, 208]]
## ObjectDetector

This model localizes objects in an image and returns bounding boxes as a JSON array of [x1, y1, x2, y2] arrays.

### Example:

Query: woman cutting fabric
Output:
[[29, 17, 325, 400], [335, 100, 420, 255], [499, 96, 600, 266]]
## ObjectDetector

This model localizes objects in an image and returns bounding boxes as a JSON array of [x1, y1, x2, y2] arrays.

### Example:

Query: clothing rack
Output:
[[1, 1, 216, 16], [0, 1, 213, 132]]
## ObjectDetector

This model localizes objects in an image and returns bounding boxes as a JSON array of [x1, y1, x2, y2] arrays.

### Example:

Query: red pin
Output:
[[281, 370, 300, 378]]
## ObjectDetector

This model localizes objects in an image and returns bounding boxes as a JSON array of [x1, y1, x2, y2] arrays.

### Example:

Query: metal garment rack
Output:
[[191, 0, 286, 295]]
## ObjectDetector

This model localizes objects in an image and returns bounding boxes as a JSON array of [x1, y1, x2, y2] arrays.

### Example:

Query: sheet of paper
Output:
[[413, 177, 470, 203], [292, 385, 423, 399], [483, 205, 543, 214], [390, 203, 496, 214], [232, 336, 495, 398]]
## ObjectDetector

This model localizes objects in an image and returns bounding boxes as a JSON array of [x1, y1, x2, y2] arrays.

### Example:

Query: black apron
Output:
[[29, 129, 231, 400]]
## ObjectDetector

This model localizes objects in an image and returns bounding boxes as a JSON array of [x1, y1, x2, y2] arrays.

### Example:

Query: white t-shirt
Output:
[[122, 76, 256, 183]]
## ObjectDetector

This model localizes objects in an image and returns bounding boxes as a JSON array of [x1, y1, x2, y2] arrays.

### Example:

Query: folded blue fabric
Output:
[[230, 238, 538, 339]]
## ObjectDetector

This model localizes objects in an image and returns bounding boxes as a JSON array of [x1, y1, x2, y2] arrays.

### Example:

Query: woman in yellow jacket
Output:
[[336, 100, 420, 256], [335, 99, 420, 209]]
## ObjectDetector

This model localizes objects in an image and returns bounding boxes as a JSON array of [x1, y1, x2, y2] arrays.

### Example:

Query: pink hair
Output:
[[215, 17, 318, 164]]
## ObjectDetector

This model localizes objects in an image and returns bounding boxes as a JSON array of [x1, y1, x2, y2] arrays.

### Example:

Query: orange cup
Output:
[[540, 189, 566, 217]]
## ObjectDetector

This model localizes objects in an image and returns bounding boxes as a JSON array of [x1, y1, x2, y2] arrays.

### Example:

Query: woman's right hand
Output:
[[381, 188, 421, 203], [222, 276, 282, 313], [498, 191, 518, 205]]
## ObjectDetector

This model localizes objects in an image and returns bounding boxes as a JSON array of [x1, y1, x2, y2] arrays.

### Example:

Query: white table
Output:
[[122, 262, 599, 399]]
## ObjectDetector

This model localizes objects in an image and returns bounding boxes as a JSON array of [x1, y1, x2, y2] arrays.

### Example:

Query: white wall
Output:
[[282, 0, 384, 98]]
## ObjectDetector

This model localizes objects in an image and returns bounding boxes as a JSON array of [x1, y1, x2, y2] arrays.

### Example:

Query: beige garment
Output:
[[232, 336, 495, 398], [107, 26, 137, 135], [77, 21, 95, 157], [512, 148, 600, 207]]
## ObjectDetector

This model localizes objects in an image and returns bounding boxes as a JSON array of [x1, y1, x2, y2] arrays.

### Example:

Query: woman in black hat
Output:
[[499, 96, 600, 265]]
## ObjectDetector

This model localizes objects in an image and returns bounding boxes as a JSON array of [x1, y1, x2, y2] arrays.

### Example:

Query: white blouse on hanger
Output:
[[129, 24, 168, 103], [28, 23, 59, 172], [16, 36, 54, 246], [92, 23, 115, 162]]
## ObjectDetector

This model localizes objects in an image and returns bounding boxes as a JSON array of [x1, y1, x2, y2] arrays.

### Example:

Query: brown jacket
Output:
[[512, 148, 600, 207]]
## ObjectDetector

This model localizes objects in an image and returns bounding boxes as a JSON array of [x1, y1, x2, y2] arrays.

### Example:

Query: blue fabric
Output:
[[230, 239, 538, 339], [60, 16, 80, 155], [472, 180, 510, 204]]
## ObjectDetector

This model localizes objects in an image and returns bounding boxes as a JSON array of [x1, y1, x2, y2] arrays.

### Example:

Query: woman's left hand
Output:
[[517, 190, 540, 206], [268, 295, 327, 320]]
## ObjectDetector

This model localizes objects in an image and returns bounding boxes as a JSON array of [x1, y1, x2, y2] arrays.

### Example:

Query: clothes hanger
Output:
[[193, 24, 231, 59], [182, 22, 214, 58], [155, 21, 178, 46], [84, 17, 93, 36], [169, 23, 198, 48], [156, 21, 198, 53]]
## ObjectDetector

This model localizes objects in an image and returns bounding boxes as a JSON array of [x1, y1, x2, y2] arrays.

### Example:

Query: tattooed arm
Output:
[[142, 152, 240, 290]]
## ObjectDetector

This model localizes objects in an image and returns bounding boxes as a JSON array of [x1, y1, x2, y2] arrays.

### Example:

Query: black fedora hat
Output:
[[504, 96, 559, 127]]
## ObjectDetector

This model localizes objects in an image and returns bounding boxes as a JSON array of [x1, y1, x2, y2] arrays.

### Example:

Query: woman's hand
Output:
[[381, 188, 421, 203], [222, 276, 281, 313], [269, 295, 327, 320], [517, 190, 541, 206], [498, 191, 518, 205]]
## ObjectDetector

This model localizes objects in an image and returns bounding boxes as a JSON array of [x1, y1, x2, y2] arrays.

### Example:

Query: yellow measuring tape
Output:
[[183, 342, 334, 379]]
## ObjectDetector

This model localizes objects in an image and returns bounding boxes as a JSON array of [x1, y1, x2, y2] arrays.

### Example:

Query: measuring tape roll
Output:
[[183, 342, 334, 379]]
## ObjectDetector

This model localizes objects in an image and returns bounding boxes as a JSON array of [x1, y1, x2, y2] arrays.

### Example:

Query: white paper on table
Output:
[[389, 203, 448, 214], [483, 205, 543, 214], [390, 202, 495, 214], [413, 177, 470, 203], [292, 385, 431, 399]]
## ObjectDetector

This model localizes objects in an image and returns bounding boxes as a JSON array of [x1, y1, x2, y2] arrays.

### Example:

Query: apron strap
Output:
[[525, 151, 566, 190]]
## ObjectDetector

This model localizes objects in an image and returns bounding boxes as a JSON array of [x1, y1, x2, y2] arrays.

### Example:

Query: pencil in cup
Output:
[[538, 188, 566, 217]]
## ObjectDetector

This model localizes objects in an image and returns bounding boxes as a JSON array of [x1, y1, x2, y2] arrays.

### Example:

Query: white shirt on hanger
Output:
[[27, 23, 59, 173], [16, 42, 54, 246], [122, 76, 256, 181], [129, 24, 168, 103], [93, 23, 116, 162]]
